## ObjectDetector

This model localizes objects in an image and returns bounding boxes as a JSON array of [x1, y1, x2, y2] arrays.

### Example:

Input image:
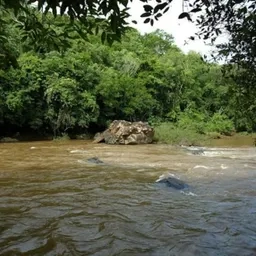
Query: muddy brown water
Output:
[[0, 140, 256, 256]]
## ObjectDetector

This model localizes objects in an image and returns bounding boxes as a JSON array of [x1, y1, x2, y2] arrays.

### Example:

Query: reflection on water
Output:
[[0, 141, 256, 255]]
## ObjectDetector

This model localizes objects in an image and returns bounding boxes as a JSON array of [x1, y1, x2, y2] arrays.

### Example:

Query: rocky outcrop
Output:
[[93, 120, 154, 145]]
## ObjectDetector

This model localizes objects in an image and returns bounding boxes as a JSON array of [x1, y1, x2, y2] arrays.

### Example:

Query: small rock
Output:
[[87, 157, 104, 164], [156, 174, 189, 190]]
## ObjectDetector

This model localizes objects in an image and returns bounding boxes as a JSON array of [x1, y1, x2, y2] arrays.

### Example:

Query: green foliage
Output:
[[1, 0, 255, 89], [177, 110, 207, 134], [153, 122, 206, 146], [177, 110, 234, 136], [45, 75, 99, 135], [206, 113, 234, 135], [0, 8, 20, 69], [0, 9, 255, 140], [3, 0, 255, 53], [53, 133, 70, 141], [95, 68, 155, 122]]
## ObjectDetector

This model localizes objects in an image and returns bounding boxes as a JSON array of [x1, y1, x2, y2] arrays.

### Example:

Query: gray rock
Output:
[[87, 157, 104, 164], [156, 174, 189, 190], [182, 146, 205, 156], [191, 149, 204, 155]]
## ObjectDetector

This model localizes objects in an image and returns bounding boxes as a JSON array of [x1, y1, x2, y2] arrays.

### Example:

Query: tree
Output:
[[45, 75, 99, 135], [1, 0, 255, 63], [95, 67, 155, 123], [0, 7, 255, 136], [0, 6, 20, 69]]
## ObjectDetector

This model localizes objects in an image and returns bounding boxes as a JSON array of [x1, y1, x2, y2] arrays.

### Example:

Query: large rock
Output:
[[93, 120, 154, 145]]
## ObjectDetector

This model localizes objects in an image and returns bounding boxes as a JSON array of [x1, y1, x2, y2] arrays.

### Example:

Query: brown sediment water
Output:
[[0, 140, 256, 255]]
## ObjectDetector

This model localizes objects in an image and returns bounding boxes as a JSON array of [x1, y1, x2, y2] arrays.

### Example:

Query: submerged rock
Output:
[[156, 174, 189, 190], [182, 146, 205, 156], [191, 149, 204, 155], [87, 157, 104, 164], [93, 120, 154, 145]]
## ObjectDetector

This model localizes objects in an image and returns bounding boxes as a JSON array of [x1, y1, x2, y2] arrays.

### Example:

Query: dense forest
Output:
[[0, 9, 255, 142]]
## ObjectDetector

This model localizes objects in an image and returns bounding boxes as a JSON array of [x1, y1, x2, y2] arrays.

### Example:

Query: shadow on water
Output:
[[0, 140, 256, 255]]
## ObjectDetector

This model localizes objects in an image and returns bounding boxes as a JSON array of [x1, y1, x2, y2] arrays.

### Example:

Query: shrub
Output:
[[53, 133, 70, 141], [177, 110, 207, 134], [206, 113, 234, 135], [153, 122, 206, 146]]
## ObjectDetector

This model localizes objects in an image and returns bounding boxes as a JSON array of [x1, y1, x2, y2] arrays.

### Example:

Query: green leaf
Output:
[[143, 5, 153, 12], [155, 13, 162, 18], [144, 18, 150, 23], [178, 12, 191, 21], [163, 7, 169, 14], [141, 12, 151, 18], [154, 2, 168, 14], [190, 8, 202, 13]]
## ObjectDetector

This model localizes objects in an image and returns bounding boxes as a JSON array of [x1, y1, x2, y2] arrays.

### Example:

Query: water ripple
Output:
[[0, 142, 256, 255]]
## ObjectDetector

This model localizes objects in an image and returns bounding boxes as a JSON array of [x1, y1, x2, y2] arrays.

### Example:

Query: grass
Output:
[[53, 133, 71, 141], [153, 122, 256, 147], [153, 122, 208, 146]]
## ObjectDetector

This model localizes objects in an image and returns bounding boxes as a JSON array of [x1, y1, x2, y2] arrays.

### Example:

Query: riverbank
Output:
[[0, 132, 94, 143], [0, 131, 255, 147], [153, 123, 256, 147]]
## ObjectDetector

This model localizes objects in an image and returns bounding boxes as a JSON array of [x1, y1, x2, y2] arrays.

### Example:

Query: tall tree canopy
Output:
[[1, 0, 255, 63], [0, 5, 256, 137]]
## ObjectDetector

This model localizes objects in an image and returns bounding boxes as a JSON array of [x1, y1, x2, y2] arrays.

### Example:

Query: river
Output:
[[0, 140, 256, 255]]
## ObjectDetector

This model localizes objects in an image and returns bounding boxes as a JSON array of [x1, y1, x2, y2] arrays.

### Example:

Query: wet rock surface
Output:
[[156, 174, 189, 190], [87, 157, 105, 165]]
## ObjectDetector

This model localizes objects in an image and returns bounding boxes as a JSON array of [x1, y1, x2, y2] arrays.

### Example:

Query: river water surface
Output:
[[0, 140, 256, 255]]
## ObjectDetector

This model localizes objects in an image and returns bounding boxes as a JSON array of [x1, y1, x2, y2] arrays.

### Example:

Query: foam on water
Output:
[[155, 172, 176, 182], [184, 146, 256, 160], [77, 159, 88, 164], [220, 164, 229, 169], [181, 191, 198, 196], [193, 165, 210, 169], [70, 149, 88, 154]]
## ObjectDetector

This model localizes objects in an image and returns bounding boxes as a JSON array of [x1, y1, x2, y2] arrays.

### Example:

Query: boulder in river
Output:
[[93, 120, 154, 145], [156, 174, 189, 190], [87, 157, 104, 165]]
